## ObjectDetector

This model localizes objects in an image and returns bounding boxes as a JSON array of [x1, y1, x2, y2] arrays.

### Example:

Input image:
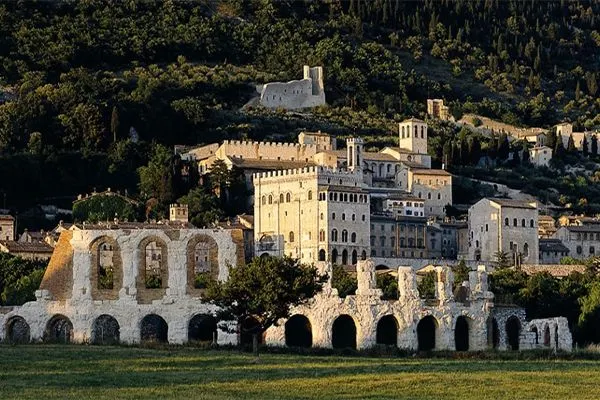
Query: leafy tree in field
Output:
[[331, 264, 357, 298], [205, 256, 326, 355]]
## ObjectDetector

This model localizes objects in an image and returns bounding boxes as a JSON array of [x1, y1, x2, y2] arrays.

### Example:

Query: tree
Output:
[[205, 256, 326, 355], [546, 127, 557, 150], [592, 135, 598, 156], [331, 264, 357, 298], [494, 250, 512, 268], [452, 260, 470, 291], [110, 106, 120, 143], [177, 188, 223, 228], [575, 80, 582, 101], [522, 144, 530, 164], [489, 267, 528, 305], [137, 143, 176, 212], [583, 135, 589, 156], [376, 272, 398, 300], [417, 271, 435, 299], [567, 134, 576, 153], [497, 133, 510, 160], [554, 135, 565, 157]]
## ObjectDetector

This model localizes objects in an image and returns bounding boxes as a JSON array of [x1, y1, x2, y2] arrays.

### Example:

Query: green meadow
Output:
[[0, 345, 599, 399]]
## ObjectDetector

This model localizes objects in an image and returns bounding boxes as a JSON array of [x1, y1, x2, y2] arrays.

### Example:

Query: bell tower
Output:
[[346, 137, 364, 172]]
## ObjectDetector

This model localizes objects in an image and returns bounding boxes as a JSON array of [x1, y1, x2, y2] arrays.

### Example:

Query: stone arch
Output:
[[417, 315, 438, 351], [137, 236, 169, 304], [487, 316, 500, 349], [318, 249, 326, 261], [239, 316, 262, 348], [331, 248, 339, 264], [186, 234, 219, 296], [90, 236, 122, 300], [375, 264, 390, 271], [5, 316, 30, 343], [506, 316, 521, 350], [543, 324, 551, 347], [285, 314, 312, 348], [332, 315, 357, 349], [376, 315, 398, 346], [188, 314, 217, 344], [351, 250, 357, 265], [531, 325, 539, 345], [44, 314, 73, 343], [454, 316, 471, 351], [140, 314, 168, 343], [342, 249, 348, 265], [91, 314, 120, 345]]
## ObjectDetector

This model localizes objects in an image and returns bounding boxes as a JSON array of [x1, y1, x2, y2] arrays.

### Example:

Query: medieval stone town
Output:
[[0, 68, 588, 354]]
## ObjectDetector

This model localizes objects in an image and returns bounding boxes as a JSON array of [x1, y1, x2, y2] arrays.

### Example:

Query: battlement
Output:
[[346, 137, 364, 144], [221, 139, 318, 150], [252, 165, 362, 181]]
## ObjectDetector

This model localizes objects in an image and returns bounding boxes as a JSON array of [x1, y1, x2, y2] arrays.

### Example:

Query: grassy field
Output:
[[1, 345, 600, 400]]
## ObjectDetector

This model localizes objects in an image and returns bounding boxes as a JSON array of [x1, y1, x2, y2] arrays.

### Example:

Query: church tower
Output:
[[346, 137, 364, 172], [398, 118, 428, 154]]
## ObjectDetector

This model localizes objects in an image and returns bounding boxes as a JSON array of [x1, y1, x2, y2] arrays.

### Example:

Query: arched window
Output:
[[342, 230, 348, 242], [342, 213, 346, 221], [320, 213, 324, 220], [421, 126, 425, 138], [351, 232, 356, 243], [428, 193, 432, 200], [505, 218, 509, 226], [414, 126, 418, 137], [530, 219, 534, 227], [332, 213, 336, 220], [145, 241, 163, 289], [513, 218, 517, 227], [521, 219, 525, 227], [280, 193, 284, 203], [591, 246, 596, 255], [319, 230, 325, 241], [401, 126, 405, 138], [387, 164, 391, 173], [308, 190, 313, 200], [437, 193, 441, 200], [331, 229, 338, 242], [289, 232, 295, 242], [268, 195, 272, 204], [286, 193, 291, 202], [261, 196, 266, 205], [523, 243, 529, 257]]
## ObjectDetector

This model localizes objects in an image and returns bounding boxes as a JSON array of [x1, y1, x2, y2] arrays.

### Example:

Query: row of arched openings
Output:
[[283, 314, 472, 351], [330, 249, 367, 265], [3, 314, 219, 345]]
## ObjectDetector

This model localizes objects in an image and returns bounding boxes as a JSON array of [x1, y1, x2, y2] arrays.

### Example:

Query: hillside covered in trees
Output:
[[0, 0, 599, 213]]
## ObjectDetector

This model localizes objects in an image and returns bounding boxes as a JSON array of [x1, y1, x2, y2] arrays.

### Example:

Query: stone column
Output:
[[397, 267, 419, 301], [356, 260, 382, 297], [435, 266, 453, 303]]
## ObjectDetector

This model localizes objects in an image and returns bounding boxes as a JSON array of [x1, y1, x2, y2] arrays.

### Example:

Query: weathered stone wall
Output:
[[259, 66, 326, 110]]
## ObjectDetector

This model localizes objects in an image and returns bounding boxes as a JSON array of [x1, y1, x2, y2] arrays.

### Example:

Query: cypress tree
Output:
[[554, 135, 565, 157], [522, 146, 530, 164], [583, 135, 589, 156], [567, 134, 576, 153], [497, 133, 510, 159], [546, 127, 557, 150], [110, 106, 120, 143], [592, 135, 598, 156], [575, 80, 582, 101]]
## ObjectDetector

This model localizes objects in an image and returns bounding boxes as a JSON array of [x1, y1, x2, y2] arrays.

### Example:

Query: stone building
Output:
[[529, 146, 552, 167], [369, 214, 427, 259], [468, 198, 539, 264], [0, 221, 245, 345], [0, 214, 14, 241], [538, 239, 569, 264], [554, 225, 600, 260], [257, 65, 326, 110], [265, 261, 572, 352], [426, 99, 451, 121], [253, 165, 370, 265], [0, 241, 54, 260]]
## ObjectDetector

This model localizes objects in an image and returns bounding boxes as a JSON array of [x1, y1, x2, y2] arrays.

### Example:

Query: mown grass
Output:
[[1, 345, 600, 399]]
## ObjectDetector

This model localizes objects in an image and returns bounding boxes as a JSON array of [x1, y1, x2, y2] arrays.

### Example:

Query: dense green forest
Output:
[[0, 0, 599, 212]]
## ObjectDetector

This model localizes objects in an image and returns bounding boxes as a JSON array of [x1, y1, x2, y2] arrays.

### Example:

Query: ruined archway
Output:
[[186, 235, 219, 295], [91, 315, 120, 345], [188, 314, 217, 344], [543, 325, 551, 347], [376, 315, 398, 346], [90, 236, 122, 300], [239, 316, 262, 348], [140, 314, 168, 343], [44, 314, 73, 343], [417, 315, 438, 351], [506, 316, 521, 350], [332, 315, 357, 349], [531, 326, 539, 345], [487, 316, 500, 349], [455, 316, 470, 351], [5, 316, 30, 343], [137, 236, 169, 304], [285, 315, 312, 348]]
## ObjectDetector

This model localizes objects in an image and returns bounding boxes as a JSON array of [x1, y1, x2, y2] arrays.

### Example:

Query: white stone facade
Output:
[[258, 66, 326, 110], [529, 146, 552, 167], [468, 198, 539, 264]]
